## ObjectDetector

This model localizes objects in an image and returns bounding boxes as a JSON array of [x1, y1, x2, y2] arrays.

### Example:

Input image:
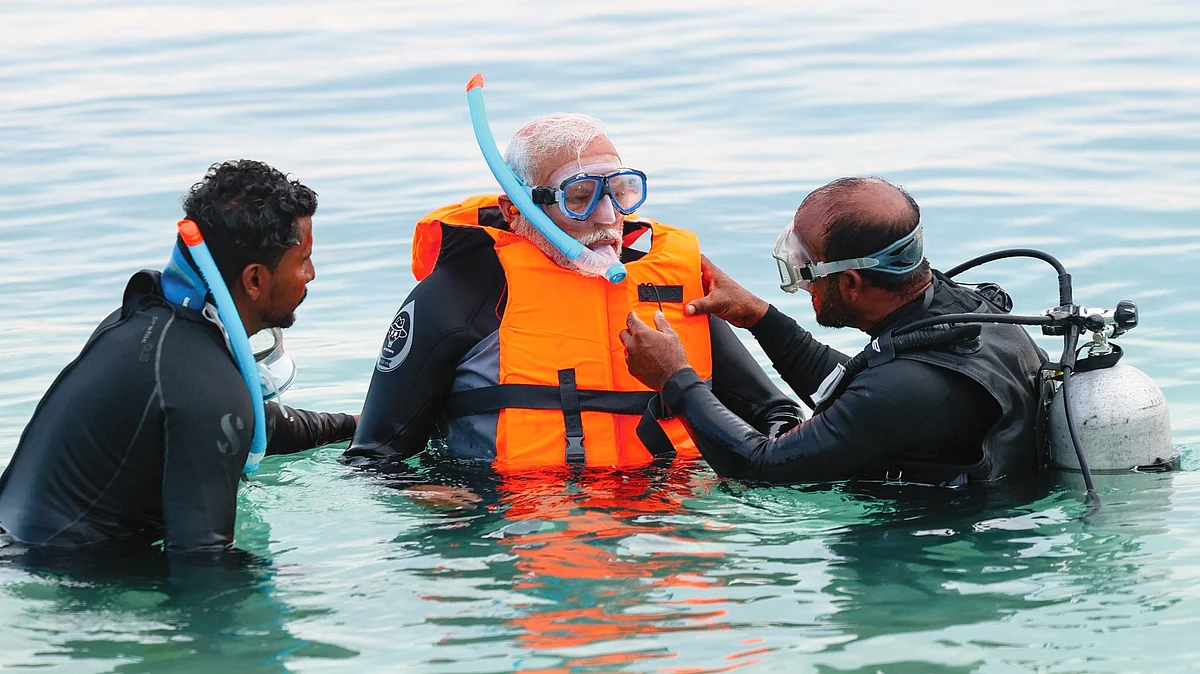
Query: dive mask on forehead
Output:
[[773, 223, 925, 293], [530, 169, 648, 221]]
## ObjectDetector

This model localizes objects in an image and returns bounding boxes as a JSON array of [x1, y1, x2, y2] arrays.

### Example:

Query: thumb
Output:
[[687, 294, 718, 317], [626, 310, 649, 333]]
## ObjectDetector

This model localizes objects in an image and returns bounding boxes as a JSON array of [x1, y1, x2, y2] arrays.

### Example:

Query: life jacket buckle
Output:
[[564, 434, 586, 464]]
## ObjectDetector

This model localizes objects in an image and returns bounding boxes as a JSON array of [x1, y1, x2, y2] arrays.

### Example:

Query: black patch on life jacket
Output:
[[638, 284, 684, 303], [477, 205, 509, 231]]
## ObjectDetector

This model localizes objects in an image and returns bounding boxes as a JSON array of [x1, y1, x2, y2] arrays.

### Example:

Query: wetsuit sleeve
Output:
[[345, 255, 504, 468], [749, 305, 849, 406], [265, 402, 357, 456], [662, 358, 992, 484], [707, 315, 803, 436]]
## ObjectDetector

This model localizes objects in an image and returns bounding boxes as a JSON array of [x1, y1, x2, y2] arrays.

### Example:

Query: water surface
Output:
[[2, 1, 1199, 671]]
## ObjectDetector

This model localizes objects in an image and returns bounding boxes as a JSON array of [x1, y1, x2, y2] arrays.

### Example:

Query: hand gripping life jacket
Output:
[[412, 195, 713, 472]]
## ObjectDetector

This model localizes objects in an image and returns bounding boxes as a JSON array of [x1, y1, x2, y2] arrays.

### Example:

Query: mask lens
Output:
[[772, 224, 812, 293], [775, 257, 794, 286], [560, 177, 601, 219], [608, 170, 647, 214]]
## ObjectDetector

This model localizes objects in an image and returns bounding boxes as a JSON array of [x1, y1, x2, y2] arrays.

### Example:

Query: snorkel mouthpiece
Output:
[[466, 73, 627, 284], [177, 219, 268, 474]]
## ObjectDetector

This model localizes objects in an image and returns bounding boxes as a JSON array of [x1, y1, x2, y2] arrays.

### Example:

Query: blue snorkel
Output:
[[465, 73, 627, 284], [176, 219, 268, 474]]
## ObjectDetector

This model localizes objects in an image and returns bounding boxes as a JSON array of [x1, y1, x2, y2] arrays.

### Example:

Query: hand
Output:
[[686, 255, 769, 328], [402, 484, 483, 510], [619, 311, 690, 391]]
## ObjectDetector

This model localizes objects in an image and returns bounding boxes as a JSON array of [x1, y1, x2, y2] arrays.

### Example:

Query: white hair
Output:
[[503, 113, 607, 185]]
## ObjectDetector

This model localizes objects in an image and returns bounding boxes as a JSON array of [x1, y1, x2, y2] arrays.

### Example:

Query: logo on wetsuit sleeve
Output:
[[377, 300, 415, 372]]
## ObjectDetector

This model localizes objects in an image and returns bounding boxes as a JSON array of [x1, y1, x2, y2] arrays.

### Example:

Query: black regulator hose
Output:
[[893, 312, 1054, 334], [945, 248, 1072, 307], [1059, 325, 1100, 507]]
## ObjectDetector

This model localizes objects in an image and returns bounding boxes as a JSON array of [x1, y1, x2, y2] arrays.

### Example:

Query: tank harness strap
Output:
[[444, 386, 657, 418], [814, 324, 983, 414], [557, 369, 586, 464]]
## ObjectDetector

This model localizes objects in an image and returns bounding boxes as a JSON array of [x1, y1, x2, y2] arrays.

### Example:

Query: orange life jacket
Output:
[[412, 195, 713, 472]]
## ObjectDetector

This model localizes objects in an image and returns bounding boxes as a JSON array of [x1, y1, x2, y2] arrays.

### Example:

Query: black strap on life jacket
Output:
[[443, 378, 682, 461], [444, 386, 656, 418], [557, 369, 586, 464], [635, 395, 677, 461]]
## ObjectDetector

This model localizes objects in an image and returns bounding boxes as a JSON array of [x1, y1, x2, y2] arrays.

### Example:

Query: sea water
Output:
[[2, 1, 1199, 671]]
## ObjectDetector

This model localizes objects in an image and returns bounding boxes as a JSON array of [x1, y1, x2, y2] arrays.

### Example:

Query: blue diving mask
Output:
[[529, 168, 648, 221], [773, 223, 925, 294]]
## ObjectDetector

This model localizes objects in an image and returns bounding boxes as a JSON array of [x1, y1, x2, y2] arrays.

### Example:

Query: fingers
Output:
[[653, 310, 677, 336], [700, 255, 727, 282], [626, 310, 649, 333]]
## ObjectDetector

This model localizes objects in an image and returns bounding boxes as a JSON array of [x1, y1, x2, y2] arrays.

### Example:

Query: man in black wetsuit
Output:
[[0, 160, 356, 562], [621, 177, 1046, 486], [346, 113, 800, 471]]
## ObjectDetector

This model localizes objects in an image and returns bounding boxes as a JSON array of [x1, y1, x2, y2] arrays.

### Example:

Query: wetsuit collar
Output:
[[161, 242, 208, 311], [867, 280, 936, 338]]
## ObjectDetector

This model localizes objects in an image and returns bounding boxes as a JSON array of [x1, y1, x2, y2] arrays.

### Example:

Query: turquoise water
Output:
[[2, 0, 1200, 671]]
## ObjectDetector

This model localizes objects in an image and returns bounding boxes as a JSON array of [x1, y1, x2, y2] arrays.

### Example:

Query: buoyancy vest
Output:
[[818, 276, 1047, 485], [412, 195, 713, 471], [891, 278, 1047, 483]]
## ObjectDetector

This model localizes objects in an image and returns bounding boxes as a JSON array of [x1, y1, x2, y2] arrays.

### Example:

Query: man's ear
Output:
[[841, 270, 865, 303], [239, 263, 268, 302], [497, 195, 518, 223]]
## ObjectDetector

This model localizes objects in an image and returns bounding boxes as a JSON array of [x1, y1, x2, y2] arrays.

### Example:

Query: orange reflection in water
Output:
[[495, 464, 737, 667]]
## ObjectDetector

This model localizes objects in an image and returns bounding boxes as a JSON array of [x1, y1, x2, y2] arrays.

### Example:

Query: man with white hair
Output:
[[345, 114, 801, 472]]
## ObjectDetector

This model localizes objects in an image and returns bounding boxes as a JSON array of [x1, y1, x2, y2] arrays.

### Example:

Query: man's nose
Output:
[[590, 193, 620, 225]]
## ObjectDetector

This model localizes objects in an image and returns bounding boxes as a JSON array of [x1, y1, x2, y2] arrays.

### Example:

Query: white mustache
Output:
[[577, 228, 622, 247]]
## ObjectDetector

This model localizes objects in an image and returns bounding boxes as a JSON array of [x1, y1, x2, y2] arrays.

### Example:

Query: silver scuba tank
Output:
[[1048, 301, 1178, 472]]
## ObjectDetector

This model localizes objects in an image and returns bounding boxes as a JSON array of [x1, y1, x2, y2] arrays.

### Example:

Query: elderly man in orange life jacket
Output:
[[344, 113, 802, 472]]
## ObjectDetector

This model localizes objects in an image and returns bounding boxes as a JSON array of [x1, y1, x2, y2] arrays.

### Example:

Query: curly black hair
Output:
[[182, 160, 317, 287]]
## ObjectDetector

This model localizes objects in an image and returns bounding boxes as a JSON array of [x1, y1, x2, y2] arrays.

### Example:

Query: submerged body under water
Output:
[[3, 455, 1198, 672], [2, 0, 1200, 671]]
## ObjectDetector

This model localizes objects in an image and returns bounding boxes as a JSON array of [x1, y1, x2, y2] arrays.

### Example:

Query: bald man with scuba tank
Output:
[[621, 177, 1047, 487], [346, 92, 802, 472], [0, 160, 356, 563]]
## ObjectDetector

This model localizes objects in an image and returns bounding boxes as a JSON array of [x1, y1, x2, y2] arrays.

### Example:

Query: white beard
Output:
[[511, 215, 622, 277]]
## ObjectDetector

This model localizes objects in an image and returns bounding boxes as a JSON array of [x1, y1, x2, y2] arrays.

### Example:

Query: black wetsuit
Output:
[[660, 275, 1045, 485], [0, 271, 356, 559], [346, 238, 802, 468]]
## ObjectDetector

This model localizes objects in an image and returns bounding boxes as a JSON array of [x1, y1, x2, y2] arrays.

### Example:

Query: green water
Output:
[[2, 1, 1199, 671]]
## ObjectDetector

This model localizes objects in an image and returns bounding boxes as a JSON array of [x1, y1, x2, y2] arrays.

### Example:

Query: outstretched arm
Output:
[[707, 315, 803, 435], [621, 311, 986, 484], [685, 256, 847, 405], [265, 403, 357, 456]]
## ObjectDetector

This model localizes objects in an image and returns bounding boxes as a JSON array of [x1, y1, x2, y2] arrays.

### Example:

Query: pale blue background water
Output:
[[2, 1, 1199, 671]]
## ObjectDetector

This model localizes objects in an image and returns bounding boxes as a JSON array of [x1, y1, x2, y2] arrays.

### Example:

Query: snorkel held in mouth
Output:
[[177, 219, 268, 474], [465, 73, 627, 284]]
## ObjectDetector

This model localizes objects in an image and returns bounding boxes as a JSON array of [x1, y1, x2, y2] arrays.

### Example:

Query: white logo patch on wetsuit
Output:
[[377, 300, 415, 372]]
